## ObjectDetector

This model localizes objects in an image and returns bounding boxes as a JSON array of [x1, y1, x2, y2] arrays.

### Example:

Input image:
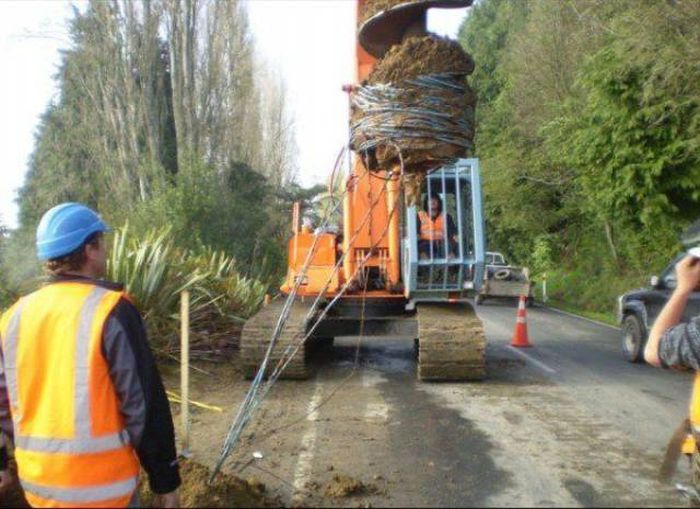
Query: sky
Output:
[[0, 0, 470, 230]]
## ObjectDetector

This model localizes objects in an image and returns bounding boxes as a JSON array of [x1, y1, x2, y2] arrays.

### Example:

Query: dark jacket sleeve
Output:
[[102, 299, 181, 494], [0, 340, 10, 470], [658, 316, 700, 370], [0, 439, 7, 470]]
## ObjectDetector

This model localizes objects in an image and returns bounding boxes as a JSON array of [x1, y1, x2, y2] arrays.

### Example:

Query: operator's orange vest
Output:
[[418, 211, 445, 241], [0, 282, 140, 508]]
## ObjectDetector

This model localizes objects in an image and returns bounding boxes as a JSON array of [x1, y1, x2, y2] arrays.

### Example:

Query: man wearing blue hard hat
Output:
[[0, 203, 180, 508]]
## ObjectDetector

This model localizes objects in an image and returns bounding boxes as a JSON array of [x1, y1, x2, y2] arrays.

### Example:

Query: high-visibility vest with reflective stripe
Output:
[[418, 211, 446, 241], [0, 282, 140, 508]]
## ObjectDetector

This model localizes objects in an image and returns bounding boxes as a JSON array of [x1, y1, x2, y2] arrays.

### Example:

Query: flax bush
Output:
[[108, 224, 268, 357]]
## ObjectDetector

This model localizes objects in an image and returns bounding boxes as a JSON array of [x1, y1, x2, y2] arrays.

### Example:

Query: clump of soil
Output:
[[139, 459, 272, 508], [360, 0, 417, 24], [367, 35, 474, 84], [324, 474, 376, 498]]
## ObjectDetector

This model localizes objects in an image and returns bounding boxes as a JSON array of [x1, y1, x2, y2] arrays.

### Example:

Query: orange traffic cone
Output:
[[511, 295, 532, 348]]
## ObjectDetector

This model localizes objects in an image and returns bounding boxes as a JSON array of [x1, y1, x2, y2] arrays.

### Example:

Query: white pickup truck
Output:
[[475, 251, 533, 306]]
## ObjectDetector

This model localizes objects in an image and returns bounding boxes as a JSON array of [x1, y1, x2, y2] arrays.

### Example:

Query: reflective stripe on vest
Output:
[[0, 283, 140, 508], [22, 477, 138, 504], [418, 211, 445, 241]]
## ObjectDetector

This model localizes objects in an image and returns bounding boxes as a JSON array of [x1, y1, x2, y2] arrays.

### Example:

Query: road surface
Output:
[[178, 301, 692, 507]]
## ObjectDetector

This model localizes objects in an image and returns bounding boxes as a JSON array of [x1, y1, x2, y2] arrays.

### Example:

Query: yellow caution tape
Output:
[[166, 390, 223, 412]]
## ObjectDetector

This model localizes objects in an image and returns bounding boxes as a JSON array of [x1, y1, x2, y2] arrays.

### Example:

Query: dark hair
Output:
[[423, 194, 443, 214], [44, 232, 103, 276]]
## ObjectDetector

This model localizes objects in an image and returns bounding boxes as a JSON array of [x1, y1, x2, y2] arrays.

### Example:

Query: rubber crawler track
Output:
[[417, 302, 486, 381], [240, 299, 315, 380]]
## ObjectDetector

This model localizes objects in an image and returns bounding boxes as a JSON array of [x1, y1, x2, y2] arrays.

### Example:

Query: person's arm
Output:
[[0, 432, 12, 496], [102, 299, 181, 502], [645, 255, 700, 367], [0, 339, 11, 468], [0, 432, 7, 473], [0, 338, 15, 492]]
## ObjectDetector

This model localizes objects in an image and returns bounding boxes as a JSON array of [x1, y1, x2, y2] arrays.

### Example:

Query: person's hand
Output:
[[0, 469, 15, 494], [153, 490, 180, 508], [676, 255, 700, 294]]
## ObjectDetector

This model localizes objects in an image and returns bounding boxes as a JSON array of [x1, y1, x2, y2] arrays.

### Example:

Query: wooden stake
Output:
[[542, 272, 548, 304], [180, 290, 190, 456]]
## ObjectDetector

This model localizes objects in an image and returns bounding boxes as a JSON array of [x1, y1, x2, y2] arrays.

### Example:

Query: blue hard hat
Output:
[[36, 203, 110, 261]]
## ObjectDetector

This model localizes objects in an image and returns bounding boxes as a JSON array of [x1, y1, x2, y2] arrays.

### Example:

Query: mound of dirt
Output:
[[139, 459, 272, 508], [324, 474, 376, 498], [367, 35, 474, 84]]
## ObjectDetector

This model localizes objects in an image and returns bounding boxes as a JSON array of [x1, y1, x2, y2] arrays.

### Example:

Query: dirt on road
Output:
[[159, 323, 688, 508], [139, 459, 272, 508]]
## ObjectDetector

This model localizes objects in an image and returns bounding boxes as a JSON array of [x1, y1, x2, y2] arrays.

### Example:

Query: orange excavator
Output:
[[240, 0, 486, 381]]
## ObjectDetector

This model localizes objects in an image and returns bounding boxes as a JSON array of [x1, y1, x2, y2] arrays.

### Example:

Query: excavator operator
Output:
[[417, 195, 458, 259]]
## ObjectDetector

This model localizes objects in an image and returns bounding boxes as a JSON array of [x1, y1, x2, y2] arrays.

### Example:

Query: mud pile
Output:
[[139, 460, 272, 508], [350, 35, 476, 204], [324, 474, 376, 498]]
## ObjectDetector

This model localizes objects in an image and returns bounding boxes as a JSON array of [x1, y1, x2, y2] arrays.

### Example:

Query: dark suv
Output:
[[618, 254, 700, 362]]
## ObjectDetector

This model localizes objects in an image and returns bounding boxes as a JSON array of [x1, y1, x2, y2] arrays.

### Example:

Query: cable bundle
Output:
[[350, 73, 475, 168], [349, 35, 476, 204]]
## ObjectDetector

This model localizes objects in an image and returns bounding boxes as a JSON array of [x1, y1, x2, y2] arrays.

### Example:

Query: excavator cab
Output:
[[403, 158, 485, 303]]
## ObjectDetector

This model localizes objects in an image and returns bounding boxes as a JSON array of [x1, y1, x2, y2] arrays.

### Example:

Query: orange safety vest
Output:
[[418, 211, 446, 241], [0, 282, 140, 508]]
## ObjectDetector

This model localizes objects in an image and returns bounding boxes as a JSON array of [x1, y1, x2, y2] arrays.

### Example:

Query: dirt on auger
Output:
[[366, 35, 474, 85], [350, 35, 476, 204], [359, 0, 415, 24]]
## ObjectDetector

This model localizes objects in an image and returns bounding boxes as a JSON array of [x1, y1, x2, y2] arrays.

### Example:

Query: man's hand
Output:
[[676, 255, 700, 294], [645, 255, 700, 366], [0, 469, 15, 494], [153, 490, 180, 508]]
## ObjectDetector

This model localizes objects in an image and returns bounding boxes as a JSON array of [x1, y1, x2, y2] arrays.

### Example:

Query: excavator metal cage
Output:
[[403, 158, 485, 300]]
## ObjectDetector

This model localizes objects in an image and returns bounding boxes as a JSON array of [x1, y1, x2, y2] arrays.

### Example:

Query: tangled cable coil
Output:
[[350, 73, 475, 169]]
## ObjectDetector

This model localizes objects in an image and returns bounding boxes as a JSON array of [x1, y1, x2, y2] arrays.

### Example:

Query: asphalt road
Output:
[[182, 300, 694, 507]]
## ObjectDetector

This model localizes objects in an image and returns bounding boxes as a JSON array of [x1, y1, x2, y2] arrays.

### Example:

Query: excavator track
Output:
[[416, 302, 485, 381], [240, 299, 315, 380]]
